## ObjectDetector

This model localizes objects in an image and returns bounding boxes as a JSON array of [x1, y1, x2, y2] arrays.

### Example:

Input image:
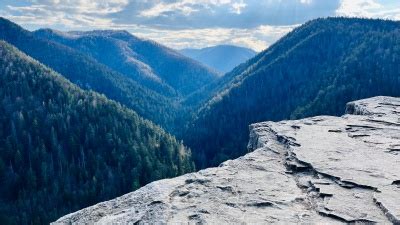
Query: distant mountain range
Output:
[[0, 17, 218, 131], [180, 45, 257, 74], [35, 29, 218, 97]]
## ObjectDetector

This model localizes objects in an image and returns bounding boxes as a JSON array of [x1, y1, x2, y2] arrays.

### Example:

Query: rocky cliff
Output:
[[53, 96, 400, 224]]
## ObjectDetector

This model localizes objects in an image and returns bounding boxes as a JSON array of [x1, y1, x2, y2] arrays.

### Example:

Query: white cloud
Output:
[[27, 0, 129, 14], [6, 4, 116, 29], [231, 0, 246, 14], [139, 0, 247, 17], [139, 1, 199, 17], [336, 0, 400, 19], [3, 0, 130, 29], [300, 0, 313, 5], [336, 0, 382, 17], [128, 25, 296, 51]]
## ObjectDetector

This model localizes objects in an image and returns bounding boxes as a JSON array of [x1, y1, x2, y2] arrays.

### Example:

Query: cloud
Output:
[[139, 0, 237, 18], [114, 0, 340, 29], [5, 5, 115, 30], [231, 0, 246, 14], [336, 0, 400, 20], [130, 25, 296, 52], [1, 0, 398, 52], [31, 0, 130, 14], [2, 0, 130, 30], [336, 0, 382, 17], [300, 0, 313, 4]]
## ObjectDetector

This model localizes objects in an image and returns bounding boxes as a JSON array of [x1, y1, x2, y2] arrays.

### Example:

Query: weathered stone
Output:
[[53, 96, 400, 224]]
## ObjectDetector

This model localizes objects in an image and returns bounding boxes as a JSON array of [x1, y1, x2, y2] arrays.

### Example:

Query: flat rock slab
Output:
[[53, 96, 400, 224]]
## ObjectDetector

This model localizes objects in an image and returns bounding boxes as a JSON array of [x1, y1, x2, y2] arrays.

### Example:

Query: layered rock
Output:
[[53, 96, 400, 224]]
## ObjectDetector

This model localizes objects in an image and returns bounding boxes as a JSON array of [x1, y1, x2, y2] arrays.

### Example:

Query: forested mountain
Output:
[[34, 29, 177, 97], [185, 17, 400, 168], [34, 29, 218, 97], [0, 17, 184, 130], [0, 41, 194, 225], [180, 45, 257, 74]]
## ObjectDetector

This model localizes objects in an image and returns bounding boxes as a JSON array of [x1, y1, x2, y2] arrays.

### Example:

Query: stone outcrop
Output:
[[53, 96, 400, 224]]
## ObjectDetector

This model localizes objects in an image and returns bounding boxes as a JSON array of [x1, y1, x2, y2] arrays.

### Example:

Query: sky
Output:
[[1, 0, 399, 51]]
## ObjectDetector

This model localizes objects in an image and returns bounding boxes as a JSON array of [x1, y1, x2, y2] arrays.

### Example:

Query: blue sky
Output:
[[1, 0, 399, 51]]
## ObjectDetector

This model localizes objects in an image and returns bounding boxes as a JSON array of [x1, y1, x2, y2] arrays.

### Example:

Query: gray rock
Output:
[[53, 96, 400, 224]]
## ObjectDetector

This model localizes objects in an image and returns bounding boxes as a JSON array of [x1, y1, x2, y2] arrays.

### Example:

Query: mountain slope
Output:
[[34, 29, 177, 97], [180, 45, 257, 74], [184, 17, 400, 168], [0, 41, 194, 225], [34, 29, 219, 97], [0, 17, 183, 130]]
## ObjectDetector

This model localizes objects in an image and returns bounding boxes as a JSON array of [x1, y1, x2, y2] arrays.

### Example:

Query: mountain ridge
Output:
[[0, 17, 221, 132], [180, 45, 257, 74], [34, 28, 219, 97], [34, 28, 177, 97], [0, 17, 182, 130]]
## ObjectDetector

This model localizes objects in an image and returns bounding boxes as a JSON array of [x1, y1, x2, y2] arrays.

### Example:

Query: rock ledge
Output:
[[53, 96, 400, 224]]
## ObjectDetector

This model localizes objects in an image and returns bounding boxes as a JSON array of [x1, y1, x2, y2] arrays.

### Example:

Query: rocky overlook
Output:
[[53, 96, 400, 224]]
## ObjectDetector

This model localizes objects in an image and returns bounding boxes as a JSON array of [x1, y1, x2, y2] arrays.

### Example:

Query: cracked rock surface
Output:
[[53, 96, 400, 224]]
